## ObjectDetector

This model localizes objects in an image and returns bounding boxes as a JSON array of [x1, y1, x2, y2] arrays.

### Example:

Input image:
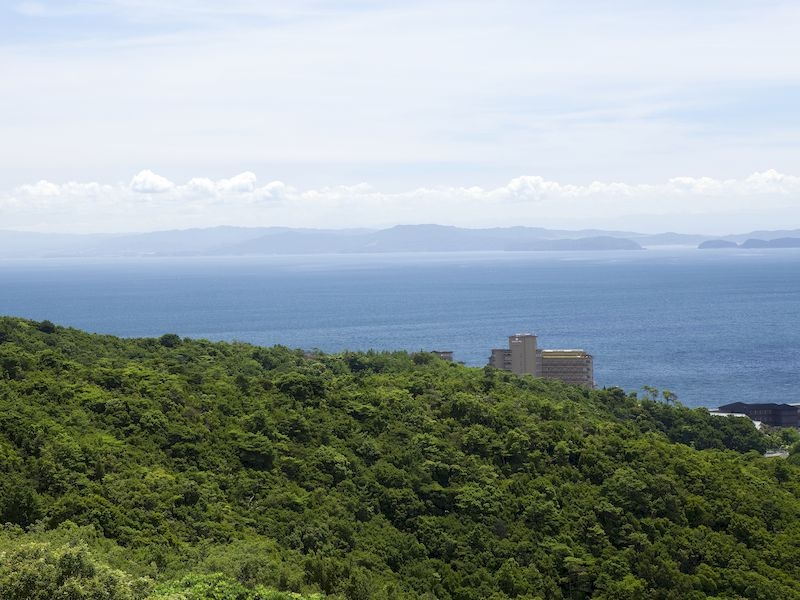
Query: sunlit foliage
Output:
[[1, 316, 799, 599]]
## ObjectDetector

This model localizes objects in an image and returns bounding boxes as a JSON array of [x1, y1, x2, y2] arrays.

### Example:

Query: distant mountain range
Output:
[[1, 225, 800, 258]]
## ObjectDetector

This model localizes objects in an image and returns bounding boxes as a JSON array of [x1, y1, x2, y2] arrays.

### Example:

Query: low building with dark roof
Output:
[[717, 402, 800, 428]]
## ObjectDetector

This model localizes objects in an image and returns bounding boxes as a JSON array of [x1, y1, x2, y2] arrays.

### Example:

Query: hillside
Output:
[[1, 316, 800, 599], [0, 225, 643, 257]]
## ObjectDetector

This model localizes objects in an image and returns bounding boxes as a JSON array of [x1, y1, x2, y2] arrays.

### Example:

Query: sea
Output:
[[1, 248, 799, 409]]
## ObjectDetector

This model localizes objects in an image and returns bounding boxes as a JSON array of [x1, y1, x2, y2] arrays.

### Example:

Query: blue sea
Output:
[[2, 249, 799, 408]]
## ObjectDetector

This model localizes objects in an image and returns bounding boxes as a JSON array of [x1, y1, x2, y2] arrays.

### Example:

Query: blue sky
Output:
[[2, 0, 800, 233]]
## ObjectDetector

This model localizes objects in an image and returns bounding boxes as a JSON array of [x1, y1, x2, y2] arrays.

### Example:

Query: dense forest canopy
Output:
[[1, 316, 799, 599]]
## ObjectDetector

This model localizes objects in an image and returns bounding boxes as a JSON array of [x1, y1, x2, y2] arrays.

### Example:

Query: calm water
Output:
[[2, 249, 799, 408]]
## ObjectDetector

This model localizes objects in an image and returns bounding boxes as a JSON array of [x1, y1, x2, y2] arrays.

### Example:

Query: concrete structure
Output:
[[716, 402, 800, 428], [432, 350, 454, 362], [538, 349, 594, 387], [489, 333, 594, 388]]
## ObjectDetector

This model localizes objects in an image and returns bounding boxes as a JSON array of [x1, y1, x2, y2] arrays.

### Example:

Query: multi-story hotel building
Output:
[[489, 333, 594, 388]]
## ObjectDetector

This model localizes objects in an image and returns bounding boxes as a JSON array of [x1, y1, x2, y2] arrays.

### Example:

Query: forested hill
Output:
[[1, 317, 800, 599]]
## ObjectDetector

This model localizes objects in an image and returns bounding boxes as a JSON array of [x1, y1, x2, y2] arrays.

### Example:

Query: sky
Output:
[[1, 0, 799, 234]]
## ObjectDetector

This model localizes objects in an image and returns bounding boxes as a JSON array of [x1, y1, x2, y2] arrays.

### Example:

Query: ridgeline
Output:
[[1, 316, 799, 599]]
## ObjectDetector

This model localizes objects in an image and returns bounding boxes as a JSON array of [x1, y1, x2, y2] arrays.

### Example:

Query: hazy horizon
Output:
[[5, 169, 800, 236], [2, 220, 800, 239]]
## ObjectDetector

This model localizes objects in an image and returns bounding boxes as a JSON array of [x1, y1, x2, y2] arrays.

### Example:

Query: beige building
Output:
[[489, 333, 538, 374], [489, 333, 594, 388]]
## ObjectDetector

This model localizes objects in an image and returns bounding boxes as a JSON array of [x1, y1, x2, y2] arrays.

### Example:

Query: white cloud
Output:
[[217, 171, 257, 193], [18, 180, 61, 196], [742, 169, 800, 193], [255, 181, 290, 200], [2, 170, 800, 235], [129, 169, 175, 193], [184, 177, 217, 195]]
